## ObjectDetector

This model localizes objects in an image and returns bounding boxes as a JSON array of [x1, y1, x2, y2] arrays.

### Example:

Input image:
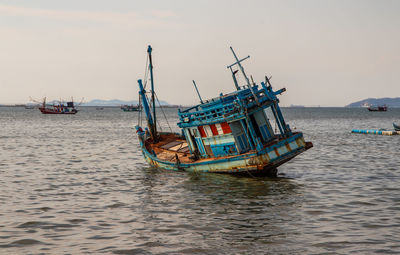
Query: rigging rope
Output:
[[142, 91, 163, 133], [143, 53, 149, 89], [155, 92, 173, 133], [137, 49, 172, 135]]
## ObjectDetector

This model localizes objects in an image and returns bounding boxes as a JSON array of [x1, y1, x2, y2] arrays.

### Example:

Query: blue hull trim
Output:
[[138, 132, 309, 174]]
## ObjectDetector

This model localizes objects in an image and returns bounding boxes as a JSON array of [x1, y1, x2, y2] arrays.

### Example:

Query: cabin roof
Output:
[[177, 82, 286, 128]]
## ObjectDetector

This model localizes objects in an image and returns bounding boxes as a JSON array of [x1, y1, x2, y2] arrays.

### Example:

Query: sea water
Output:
[[0, 107, 399, 254]]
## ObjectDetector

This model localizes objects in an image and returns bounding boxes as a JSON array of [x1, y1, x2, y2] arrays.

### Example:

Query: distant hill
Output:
[[82, 99, 169, 106], [346, 97, 400, 108]]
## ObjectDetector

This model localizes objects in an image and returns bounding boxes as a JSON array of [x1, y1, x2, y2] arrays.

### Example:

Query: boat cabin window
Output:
[[187, 127, 207, 156], [229, 121, 250, 153], [250, 110, 274, 143], [190, 128, 200, 138], [264, 108, 279, 136]]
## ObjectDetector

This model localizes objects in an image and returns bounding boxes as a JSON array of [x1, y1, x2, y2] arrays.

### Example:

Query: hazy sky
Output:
[[1, 0, 399, 106]]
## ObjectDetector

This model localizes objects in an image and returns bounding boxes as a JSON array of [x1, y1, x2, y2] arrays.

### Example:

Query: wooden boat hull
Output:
[[138, 132, 312, 175]]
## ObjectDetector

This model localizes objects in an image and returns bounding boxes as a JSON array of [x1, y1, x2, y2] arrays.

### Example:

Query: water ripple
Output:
[[1, 107, 400, 254]]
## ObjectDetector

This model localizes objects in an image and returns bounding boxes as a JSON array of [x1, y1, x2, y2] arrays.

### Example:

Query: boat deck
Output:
[[144, 132, 305, 165], [145, 134, 194, 164]]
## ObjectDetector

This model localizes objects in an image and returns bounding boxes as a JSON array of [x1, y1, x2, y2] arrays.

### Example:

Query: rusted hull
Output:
[[138, 132, 312, 175]]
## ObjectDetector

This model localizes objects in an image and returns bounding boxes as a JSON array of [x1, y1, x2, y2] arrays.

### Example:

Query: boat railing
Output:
[[179, 101, 238, 124], [178, 85, 279, 125]]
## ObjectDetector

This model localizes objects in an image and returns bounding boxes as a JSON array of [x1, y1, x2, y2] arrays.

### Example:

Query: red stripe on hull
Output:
[[39, 108, 78, 114]]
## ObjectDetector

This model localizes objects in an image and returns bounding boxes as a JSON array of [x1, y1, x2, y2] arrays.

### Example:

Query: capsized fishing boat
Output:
[[121, 104, 140, 112], [393, 123, 400, 131], [135, 45, 313, 176], [37, 97, 78, 114]]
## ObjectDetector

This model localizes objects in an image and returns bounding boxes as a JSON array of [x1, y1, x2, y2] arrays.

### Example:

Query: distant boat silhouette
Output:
[[368, 105, 387, 112], [121, 105, 140, 112], [35, 97, 79, 114]]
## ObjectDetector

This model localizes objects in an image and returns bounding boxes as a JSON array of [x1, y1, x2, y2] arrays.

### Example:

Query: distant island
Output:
[[346, 97, 400, 108], [0, 99, 187, 108], [82, 99, 169, 107]]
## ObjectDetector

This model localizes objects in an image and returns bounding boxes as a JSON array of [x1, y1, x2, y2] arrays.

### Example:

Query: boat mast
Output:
[[138, 79, 155, 140], [229, 47, 251, 87], [228, 47, 259, 104], [192, 80, 204, 104], [228, 67, 240, 90], [148, 45, 157, 143]]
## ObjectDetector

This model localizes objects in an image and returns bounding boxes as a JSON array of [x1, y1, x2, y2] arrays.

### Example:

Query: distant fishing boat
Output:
[[135, 45, 312, 176], [393, 123, 400, 131], [24, 105, 35, 109], [368, 105, 387, 111], [36, 97, 78, 114], [121, 104, 140, 112], [96, 107, 104, 110]]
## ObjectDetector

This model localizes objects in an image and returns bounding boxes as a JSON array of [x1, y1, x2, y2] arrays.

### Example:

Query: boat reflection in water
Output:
[[135, 45, 312, 176]]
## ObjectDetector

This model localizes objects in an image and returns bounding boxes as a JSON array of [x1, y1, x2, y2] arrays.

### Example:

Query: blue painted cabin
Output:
[[178, 83, 290, 158], [135, 46, 312, 176]]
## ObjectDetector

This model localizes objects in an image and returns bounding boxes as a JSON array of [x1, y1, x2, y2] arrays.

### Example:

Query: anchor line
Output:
[[143, 52, 149, 89]]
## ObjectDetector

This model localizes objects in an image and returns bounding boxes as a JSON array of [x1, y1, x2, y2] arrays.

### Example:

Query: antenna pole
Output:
[[147, 45, 157, 143], [230, 47, 250, 86], [228, 47, 259, 105], [229, 67, 240, 90], [192, 80, 204, 104]]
